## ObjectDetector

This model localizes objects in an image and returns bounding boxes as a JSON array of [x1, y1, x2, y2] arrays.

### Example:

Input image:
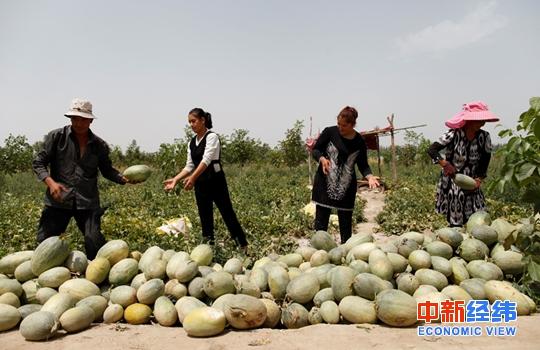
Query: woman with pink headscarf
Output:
[[427, 101, 500, 227]]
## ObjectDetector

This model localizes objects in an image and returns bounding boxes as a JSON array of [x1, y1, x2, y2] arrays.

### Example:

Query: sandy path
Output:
[[2, 314, 538, 350]]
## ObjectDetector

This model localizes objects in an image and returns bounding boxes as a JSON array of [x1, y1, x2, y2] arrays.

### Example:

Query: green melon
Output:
[[154, 296, 178, 327], [224, 294, 267, 329], [31, 236, 70, 275], [183, 307, 226, 337], [0, 250, 34, 275], [459, 278, 486, 300], [311, 230, 338, 252], [76, 295, 108, 322], [110, 285, 138, 308], [203, 271, 236, 299], [59, 306, 95, 333], [320, 300, 340, 324], [136, 278, 164, 305], [58, 278, 100, 301], [85, 257, 111, 284], [38, 266, 71, 288], [308, 307, 323, 325], [96, 240, 129, 266], [0, 304, 21, 331], [430, 256, 452, 277], [281, 303, 309, 329], [339, 295, 377, 324], [64, 250, 88, 274], [190, 244, 213, 266], [0, 291, 20, 307], [14, 260, 36, 283], [396, 273, 420, 295], [286, 273, 320, 304], [492, 251, 525, 275], [313, 287, 335, 307], [103, 304, 124, 323], [19, 311, 58, 341], [108, 258, 139, 285], [375, 289, 417, 327], [123, 164, 152, 182], [454, 174, 477, 190]]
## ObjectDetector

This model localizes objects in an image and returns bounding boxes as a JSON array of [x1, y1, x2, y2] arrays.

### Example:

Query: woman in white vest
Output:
[[164, 108, 248, 252]]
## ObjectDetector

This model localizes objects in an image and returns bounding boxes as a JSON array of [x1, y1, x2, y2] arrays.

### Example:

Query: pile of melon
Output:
[[0, 211, 537, 340]]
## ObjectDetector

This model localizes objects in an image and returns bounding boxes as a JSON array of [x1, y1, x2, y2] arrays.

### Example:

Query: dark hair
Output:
[[337, 106, 358, 125], [189, 107, 213, 129]]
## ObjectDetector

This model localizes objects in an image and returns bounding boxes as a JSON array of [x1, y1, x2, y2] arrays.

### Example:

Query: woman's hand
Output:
[[440, 160, 456, 177], [320, 157, 331, 175], [474, 177, 482, 190], [183, 176, 196, 191], [366, 175, 380, 189], [163, 178, 177, 191]]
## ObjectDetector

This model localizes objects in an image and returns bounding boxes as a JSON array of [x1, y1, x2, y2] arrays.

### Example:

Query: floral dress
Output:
[[427, 128, 492, 226]]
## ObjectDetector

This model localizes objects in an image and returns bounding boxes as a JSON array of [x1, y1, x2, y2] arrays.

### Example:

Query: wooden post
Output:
[[308, 116, 313, 185], [387, 114, 397, 182], [376, 135, 382, 176]]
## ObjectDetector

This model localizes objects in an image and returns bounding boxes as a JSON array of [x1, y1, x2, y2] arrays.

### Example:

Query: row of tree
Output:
[[0, 121, 307, 176], [1, 122, 441, 178]]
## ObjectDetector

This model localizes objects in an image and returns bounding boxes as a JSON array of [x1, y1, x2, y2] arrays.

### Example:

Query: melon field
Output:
[[1, 98, 539, 348]]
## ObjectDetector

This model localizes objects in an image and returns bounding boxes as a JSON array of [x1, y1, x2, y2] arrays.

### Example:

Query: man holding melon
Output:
[[427, 101, 500, 227], [32, 98, 134, 259]]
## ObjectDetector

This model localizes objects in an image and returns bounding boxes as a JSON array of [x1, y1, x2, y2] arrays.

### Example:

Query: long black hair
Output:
[[189, 108, 213, 129]]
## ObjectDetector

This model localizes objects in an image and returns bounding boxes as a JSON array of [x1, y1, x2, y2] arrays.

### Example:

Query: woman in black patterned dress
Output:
[[311, 106, 380, 243], [427, 101, 500, 227]]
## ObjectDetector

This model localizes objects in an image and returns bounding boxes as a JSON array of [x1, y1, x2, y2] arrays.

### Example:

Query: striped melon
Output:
[[31, 236, 70, 275]]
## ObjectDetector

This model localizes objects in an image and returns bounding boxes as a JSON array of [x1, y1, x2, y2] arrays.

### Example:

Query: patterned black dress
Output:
[[427, 128, 492, 226], [311, 126, 372, 210]]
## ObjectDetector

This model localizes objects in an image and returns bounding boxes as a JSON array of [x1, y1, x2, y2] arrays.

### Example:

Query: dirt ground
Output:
[[2, 315, 539, 350], [3, 188, 538, 349]]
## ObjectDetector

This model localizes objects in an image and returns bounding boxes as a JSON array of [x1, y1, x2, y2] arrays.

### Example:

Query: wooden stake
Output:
[[387, 114, 397, 182], [308, 116, 313, 185]]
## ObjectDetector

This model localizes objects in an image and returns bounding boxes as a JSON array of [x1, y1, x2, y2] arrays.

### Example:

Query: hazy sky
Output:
[[1, 0, 539, 151]]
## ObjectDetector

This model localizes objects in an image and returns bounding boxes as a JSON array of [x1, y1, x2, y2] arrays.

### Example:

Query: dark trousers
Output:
[[37, 206, 106, 260], [314, 204, 353, 244], [194, 173, 248, 247]]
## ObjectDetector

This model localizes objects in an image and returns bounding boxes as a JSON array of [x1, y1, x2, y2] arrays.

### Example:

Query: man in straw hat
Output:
[[32, 98, 135, 259], [427, 101, 500, 227]]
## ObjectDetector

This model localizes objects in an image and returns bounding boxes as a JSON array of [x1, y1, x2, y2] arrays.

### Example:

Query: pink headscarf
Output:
[[445, 101, 500, 129]]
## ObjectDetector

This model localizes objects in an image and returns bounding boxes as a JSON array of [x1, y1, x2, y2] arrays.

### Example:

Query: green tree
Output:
[[279, 120, 305, 167], [109, 145, 125, 166], [491, 97, 540, 213], [125, 140, 142, 165], [490, 96, 540, 304], [221, 129, 270, 164], [0, 134, 34, 174]]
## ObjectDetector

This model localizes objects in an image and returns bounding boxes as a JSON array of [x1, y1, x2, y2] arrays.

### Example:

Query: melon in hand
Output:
[[123, 165, 152, 183]]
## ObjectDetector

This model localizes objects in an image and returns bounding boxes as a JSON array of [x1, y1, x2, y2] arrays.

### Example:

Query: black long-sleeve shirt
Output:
[[311, 126, 372, 210], [33, 126, 125, 209]]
